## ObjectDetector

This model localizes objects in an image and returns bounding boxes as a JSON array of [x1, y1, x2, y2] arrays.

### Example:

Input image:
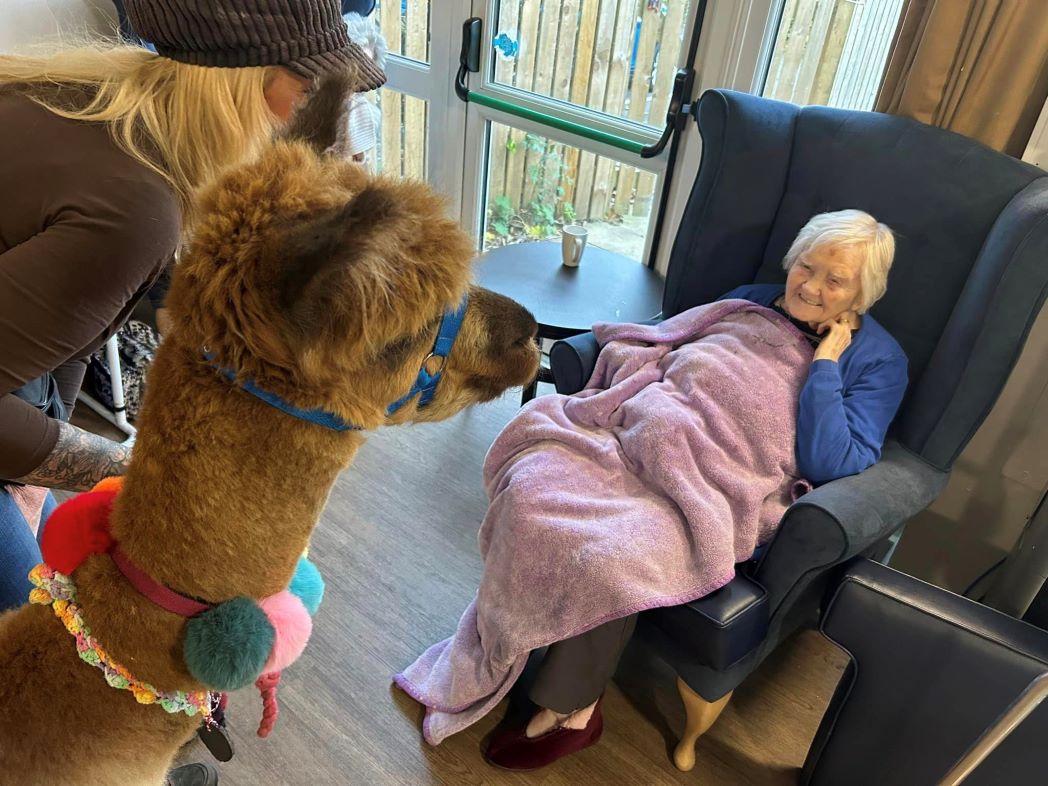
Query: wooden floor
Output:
[[84, 388, 847, 785]]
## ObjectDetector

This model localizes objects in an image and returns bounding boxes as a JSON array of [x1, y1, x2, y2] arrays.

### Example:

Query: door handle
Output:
[[639, 68, 696, 159], [455, 17, 482, 102]]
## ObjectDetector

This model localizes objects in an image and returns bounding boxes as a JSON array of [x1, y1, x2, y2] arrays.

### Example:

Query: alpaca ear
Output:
[[273, 183, 402, 335], [280, 67, 356, 154]]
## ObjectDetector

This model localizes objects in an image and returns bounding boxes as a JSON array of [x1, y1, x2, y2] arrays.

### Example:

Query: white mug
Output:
[[561, 225, 588, 267]]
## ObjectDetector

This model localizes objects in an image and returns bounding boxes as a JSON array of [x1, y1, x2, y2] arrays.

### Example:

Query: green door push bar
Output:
[[455, 17, 694, 159]]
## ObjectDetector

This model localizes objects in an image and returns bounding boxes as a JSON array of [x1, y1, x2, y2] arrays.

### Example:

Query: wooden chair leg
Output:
[[673, 677, 732, 772]]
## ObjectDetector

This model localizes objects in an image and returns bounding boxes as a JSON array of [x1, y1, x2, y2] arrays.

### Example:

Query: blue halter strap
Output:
[[203, 352, 360, 432], [386, 296, 469, 415], [204, 295, 469, 431]]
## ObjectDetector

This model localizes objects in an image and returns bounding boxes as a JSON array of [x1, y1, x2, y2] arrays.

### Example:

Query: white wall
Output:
[[0, 0, 117, 53], [893, 95, 1048, 592], [1023, 95, 1048, 168]]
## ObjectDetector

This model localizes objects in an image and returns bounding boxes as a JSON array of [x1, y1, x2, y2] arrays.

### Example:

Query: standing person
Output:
[[340, 0, 387, 165], [0, 2, 383, 781]]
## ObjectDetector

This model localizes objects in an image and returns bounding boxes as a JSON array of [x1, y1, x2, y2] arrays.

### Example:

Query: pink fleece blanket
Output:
[[395, 300, 813, 744]]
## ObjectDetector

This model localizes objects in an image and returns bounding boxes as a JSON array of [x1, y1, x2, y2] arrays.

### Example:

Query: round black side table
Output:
[[476, 241, 664, 403]]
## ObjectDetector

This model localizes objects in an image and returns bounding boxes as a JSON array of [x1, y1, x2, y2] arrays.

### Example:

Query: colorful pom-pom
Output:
[[183, 597, 275, 691], [259, 591, 312, 673], [39, 491, 117, 574], [288, 556, 324, 616], [92, 477, 125, 494]]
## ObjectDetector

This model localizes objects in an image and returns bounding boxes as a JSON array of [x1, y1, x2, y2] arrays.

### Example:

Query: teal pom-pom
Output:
[[289, 556, 324, 616], [183, 597, 275, 690]]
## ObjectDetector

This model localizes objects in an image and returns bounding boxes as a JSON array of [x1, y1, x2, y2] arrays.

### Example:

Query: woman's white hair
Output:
[[782, 209, 896, 314]]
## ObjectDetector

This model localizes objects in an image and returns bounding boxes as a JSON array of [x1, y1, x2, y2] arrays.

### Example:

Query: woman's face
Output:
[[264, 68, 313, 122], [784, 243, 863, 325]]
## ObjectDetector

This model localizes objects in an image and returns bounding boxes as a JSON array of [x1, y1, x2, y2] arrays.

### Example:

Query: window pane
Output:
[[490, 0, 690, 130], [375, 91, 428, 180], [483, 121, 653, 263], [762, 0, 904, 111], [375, 0, 431, 64]]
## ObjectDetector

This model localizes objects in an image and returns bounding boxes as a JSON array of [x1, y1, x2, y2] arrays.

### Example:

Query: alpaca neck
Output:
[[109, 342, 364, 602]]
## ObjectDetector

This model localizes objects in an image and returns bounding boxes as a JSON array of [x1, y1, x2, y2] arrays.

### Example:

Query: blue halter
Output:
[[205, 295, 469, 431], [385, 296, 469, 416]]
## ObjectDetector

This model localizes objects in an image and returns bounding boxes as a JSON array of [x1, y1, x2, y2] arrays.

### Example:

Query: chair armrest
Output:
[[754, 439, 949, 614], [549, 332, 601, 395], [643, 573, 769, 672], [802, 559, 1048, 786], [550, 317, 664, 395], [826, 560, 1048, 658]]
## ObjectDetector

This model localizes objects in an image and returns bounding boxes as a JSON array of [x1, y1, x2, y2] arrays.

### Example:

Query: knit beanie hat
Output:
[[123, 0, 386, 91]]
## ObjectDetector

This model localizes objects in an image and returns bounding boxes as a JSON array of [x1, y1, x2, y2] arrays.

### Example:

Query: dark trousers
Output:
[[528, 614, 638, 713]]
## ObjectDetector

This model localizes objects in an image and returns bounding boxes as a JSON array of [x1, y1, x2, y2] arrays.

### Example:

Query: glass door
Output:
[[369, 1, 471, 210], [457, 0, 705, 266]]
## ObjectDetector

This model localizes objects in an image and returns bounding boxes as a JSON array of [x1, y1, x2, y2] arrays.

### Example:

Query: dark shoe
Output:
[[485, 700, 603, 771], [165, 762, 219, 786]]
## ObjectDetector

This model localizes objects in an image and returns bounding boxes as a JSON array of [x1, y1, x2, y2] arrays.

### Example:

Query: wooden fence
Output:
[[487, 0, 689, 235], [375, 1, 689, 237], [377, 0, 428, 180], [762, 0, 902, 111]]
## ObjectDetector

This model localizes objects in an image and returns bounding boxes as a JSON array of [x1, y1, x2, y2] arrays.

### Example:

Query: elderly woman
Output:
[[477, 208, 908, 769], [723, 208, 907, 483], [398, 209, 907, 770]]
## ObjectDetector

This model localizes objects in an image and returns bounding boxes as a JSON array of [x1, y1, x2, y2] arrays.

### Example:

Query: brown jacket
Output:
[[0, 93, 180, 479]]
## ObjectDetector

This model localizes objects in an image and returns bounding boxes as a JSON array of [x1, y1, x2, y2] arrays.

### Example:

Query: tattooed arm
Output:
[[11, 420, 131, 492]]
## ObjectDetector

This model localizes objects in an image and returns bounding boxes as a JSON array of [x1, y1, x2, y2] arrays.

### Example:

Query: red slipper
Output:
[[485, 699, 603, 771]]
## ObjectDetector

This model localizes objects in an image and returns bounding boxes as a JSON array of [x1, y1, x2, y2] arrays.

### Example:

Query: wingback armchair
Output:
[[803, 559, 1048, 785], [549, 89, 1048, 770]]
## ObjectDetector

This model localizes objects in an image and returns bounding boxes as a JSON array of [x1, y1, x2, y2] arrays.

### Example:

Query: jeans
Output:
[[0, 487, 57, 613]]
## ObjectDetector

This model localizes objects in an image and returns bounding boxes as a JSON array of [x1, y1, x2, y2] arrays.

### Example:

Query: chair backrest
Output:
[[666, 89, 1048, 471]]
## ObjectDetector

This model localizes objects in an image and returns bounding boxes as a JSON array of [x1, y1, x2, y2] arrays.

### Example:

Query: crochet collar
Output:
[[28, 563, 215, 721]]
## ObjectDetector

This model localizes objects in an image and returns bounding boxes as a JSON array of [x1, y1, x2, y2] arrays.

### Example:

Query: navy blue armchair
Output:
[[805, 559, 1048, 785], [549, 89, 1048, 770]]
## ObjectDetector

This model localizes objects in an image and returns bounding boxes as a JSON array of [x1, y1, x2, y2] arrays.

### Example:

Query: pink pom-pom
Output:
[[258, 591, 312, 673]]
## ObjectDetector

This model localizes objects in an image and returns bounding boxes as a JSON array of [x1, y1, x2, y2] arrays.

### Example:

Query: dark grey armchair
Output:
[[549, 88, 1048, 769], [805, 559, 1048, 785]]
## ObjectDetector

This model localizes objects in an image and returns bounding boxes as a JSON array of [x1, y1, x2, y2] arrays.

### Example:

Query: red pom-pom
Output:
[[40, 490, 118, 574]]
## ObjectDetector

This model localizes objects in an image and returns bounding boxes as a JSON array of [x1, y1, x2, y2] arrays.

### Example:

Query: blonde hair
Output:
[[782, 209, 896, 313], [0, 45, 279, 221]]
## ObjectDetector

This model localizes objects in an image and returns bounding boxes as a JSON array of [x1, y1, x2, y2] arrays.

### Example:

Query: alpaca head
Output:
[[166, 72, 539, 427]]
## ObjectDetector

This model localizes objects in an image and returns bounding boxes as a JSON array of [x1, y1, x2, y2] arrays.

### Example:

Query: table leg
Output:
[[521, 378, 538, 405]]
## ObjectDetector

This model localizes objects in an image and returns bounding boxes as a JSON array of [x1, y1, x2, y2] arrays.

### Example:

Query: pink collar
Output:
[[110, 547, 211, 618]]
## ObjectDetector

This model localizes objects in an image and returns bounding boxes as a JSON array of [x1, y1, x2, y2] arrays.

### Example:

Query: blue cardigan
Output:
[[722, 284, 908, 484]]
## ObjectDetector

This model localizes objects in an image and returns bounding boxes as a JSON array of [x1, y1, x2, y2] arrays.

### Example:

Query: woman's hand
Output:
[[813, 311, 859, 363]]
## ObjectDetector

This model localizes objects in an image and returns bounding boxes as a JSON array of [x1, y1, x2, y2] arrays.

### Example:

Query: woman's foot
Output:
[[486, 698, 604, 771], [525, 700, 598, 737]]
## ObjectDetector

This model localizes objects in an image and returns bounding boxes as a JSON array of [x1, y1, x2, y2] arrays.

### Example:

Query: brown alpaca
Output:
[[0, 75, 539, 786]]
